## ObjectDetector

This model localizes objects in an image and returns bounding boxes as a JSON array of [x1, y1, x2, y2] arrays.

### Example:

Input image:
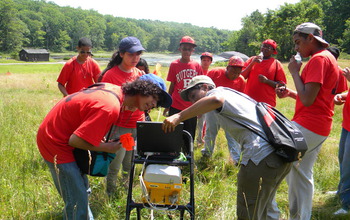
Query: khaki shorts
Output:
[[236, 152, 292, 220]]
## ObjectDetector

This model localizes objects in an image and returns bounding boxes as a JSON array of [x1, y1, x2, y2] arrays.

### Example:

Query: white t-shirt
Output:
[[206, 87, 274, 165]]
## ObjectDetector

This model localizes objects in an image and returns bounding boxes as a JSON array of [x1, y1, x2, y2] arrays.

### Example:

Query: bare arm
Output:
[[276, 87, 298, 100], [288, 57, 321, 107], [241, 56, 260, 79], [58, 82, 68, 97], [162, 95, 224, 133], [259, 74, 283, 88], [68, 134, 121, 153]]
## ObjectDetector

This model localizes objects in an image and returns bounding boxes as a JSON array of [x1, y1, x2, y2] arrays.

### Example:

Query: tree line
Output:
[[0, 0, 349, 61]]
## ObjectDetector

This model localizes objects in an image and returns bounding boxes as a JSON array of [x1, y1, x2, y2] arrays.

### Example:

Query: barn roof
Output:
[[20, 49, 50, 54]]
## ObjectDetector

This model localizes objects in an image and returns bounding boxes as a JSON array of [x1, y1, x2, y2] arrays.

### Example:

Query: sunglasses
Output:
[[261, 45, 273, 50], [80, 51, 92, 55], [181, 48, 194, 52]]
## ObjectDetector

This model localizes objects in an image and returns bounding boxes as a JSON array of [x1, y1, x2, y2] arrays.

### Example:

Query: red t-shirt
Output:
[[207, 67, 246, 92], [37, 84, 122, 164], [167, 59, 203, 110], [336, 66, 349, 94], [243, 57, 286, 107], [292, 50, 339, 136], [101, 65, 145, 128], [57, 56, 101, 94]]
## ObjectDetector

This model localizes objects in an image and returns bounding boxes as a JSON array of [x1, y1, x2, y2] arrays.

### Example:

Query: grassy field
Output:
[[0, 58, 349, 219]]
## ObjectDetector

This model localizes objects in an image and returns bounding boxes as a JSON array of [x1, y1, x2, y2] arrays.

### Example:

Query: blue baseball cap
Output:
[[139, 74, 172, 108], [119, 36, 145, 53]]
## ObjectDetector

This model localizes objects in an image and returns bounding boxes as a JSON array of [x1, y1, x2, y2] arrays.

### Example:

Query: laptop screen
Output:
[[136, 121, 184, 155]]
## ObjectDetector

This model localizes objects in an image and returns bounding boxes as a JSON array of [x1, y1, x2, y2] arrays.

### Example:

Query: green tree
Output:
[[18, 10, 46, 48], [0, 0, 28, 52], [41, 3, 70, 51], [318, 0, 350, 46], [52, 30, 71, 52], [339, 18, 350, 53], [261, 0, 323, 60], [226, 10, 264, 57]]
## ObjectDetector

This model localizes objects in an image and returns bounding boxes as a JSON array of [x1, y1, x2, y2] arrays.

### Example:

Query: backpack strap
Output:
[[216, 88, 269, 142]]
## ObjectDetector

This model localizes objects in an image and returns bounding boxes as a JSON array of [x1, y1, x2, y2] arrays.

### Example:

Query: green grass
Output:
[[0, 59, 349, 219]]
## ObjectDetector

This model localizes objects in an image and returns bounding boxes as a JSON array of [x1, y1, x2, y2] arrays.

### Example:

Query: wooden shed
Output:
[[19, 49, 50, 62]]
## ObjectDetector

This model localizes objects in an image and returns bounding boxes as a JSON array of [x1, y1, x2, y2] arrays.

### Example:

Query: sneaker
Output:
[[326, 190, 338, 195], [333, 208, 348, 215]]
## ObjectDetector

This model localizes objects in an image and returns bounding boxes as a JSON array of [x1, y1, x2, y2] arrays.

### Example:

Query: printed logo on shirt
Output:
[[176, 69, 199, 83]]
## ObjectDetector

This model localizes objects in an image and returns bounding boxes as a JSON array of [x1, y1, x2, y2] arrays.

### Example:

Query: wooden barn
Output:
[[19, 49, 50, 61]]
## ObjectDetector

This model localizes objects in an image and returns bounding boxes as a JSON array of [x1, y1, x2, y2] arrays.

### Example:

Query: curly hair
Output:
[[122, 79, 165, 107]]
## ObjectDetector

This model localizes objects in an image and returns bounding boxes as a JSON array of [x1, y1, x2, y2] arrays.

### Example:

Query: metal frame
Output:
[[125, 131, 195, 220]]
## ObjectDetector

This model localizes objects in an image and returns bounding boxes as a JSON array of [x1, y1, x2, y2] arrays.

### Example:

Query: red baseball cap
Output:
[[228, 56, 245, 67], [262, 39, 278, 54], [180, 36, 197, 47], [200, 52, 213, 60]]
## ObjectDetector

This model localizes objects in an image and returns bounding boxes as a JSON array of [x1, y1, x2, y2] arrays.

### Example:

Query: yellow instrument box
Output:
[[142, 164, 182, 205]]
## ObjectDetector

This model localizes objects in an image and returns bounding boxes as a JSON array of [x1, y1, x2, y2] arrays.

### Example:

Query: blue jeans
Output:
[[338, 128, 350, 210], [45, 160, 94, 220]]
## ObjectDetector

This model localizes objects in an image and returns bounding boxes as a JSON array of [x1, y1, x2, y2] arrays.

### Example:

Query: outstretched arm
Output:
[[162, 95, 224, 133]]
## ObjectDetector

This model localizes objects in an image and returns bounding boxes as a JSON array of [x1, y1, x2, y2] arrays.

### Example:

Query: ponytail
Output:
[[97, 51, 124, 82]]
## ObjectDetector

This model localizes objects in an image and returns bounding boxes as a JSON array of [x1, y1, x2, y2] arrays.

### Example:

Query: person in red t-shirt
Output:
[[136, 58, 150, 74], [326, 46, 349, 96], [57, 37, 101, 96], [196, 52, 213, 145], [275, 22, 339, 220], [333, 67, 350, 215], [200, 52, 213, 75], [328, 46, 350, 215], [98, 36, 147, 195], [136, 58, 153, 121], [242, 39, 286, 107], [37, 79, 171, 219], [163, 36, 203, 140], [202, 56, 246, 163]]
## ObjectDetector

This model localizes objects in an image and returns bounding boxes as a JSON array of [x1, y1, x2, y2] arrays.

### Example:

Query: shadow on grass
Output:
[[312, 193, 350, 220]]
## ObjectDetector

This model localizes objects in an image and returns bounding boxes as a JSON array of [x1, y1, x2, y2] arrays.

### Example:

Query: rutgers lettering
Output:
[[176, 69, 199, 83]]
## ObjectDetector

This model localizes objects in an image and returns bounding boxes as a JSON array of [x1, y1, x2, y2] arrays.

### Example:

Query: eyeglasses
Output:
[[80, 51, 92, 55]]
